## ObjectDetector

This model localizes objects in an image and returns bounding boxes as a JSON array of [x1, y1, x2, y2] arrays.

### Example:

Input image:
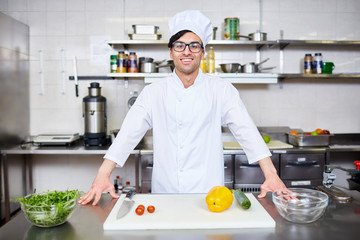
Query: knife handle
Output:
[[125, 189, 136, 199]]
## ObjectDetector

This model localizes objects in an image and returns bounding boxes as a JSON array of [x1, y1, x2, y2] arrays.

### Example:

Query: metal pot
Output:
[[239, 58, 270, 73], [238, 31, 267, 41], [138, 57, 154, 73]]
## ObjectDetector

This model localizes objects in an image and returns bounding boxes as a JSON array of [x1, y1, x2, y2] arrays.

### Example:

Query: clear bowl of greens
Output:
[[15, 190, 80, 228]]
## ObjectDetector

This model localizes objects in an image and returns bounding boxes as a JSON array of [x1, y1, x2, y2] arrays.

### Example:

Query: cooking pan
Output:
[[220, 63, 241, 73], [238, 31, 267, 41], [239, 58, 270, 73]]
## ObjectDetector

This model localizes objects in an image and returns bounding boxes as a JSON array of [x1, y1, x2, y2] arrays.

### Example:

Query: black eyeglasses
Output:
[[172, 41, 203, 53]]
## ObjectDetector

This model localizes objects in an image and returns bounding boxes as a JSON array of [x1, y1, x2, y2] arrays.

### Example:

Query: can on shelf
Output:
[[224, 17, 239, 40]]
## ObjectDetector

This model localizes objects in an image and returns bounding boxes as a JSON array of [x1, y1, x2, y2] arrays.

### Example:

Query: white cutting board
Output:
[[103, 194, 275, 230], [223, 140, 293, 150]]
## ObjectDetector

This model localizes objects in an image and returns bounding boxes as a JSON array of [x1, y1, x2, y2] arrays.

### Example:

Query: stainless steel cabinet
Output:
[[280, 153, 325, 188], [234, 154, 280, 192]]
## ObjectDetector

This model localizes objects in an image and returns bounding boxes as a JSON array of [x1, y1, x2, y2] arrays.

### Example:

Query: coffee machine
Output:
[[83, 82, 107, 146]]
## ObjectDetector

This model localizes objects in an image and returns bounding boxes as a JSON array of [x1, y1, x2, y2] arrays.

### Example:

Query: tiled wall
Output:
[[1, 0, 360, 191], [1, 0, 360, 134]]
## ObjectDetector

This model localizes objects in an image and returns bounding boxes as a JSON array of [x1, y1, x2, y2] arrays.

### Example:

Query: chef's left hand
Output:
[[257, 157, 287, 199]]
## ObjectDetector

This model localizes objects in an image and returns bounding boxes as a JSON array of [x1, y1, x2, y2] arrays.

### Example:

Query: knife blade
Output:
[[116, 189, 136, 219]]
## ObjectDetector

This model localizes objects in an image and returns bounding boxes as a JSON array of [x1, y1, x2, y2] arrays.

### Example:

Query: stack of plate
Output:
[[129, 24, 162, 40]]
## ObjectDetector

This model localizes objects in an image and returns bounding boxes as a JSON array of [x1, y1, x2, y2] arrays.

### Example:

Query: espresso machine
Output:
[[83, 82, 107, 146]]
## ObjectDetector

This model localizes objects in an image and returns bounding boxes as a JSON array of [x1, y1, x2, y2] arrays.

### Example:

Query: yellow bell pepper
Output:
[[205, 186, 234, 212]]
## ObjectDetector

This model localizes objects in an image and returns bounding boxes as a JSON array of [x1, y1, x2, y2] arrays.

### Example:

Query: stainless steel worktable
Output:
[[1, 190, 359, 240]]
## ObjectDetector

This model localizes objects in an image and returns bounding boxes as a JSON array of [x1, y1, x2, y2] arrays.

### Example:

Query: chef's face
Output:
[[170, 32, 204, 75]]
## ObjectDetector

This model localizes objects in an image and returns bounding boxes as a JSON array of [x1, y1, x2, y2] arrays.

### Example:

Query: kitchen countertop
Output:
[[1, 189, 359, 240]]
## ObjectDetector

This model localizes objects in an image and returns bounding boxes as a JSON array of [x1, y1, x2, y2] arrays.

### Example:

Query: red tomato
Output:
[[137, 204, 145, 210], [147, 205, 155, 213], [135, 207, 144, 216]]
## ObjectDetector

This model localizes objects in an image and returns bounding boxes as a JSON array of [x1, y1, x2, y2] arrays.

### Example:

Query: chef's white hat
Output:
[[168, 10, 213, 46]]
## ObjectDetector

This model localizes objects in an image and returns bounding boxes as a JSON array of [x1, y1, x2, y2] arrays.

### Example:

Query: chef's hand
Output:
[[257, 157, 287, 199], [78, 159, 119, 206]]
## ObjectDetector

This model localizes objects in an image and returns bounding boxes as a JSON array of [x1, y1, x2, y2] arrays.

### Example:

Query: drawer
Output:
[[224, 155, 234, 181], [141, 155, 153, 181], [140, 181, 151, 193], [283, 179, 322, 188], [280, 153, 325, 180], [234, 154, 279, 184]]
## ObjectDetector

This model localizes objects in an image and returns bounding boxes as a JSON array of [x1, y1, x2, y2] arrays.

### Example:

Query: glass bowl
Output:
[[20, 195, 77, 228], [272, 188, 328, 224]]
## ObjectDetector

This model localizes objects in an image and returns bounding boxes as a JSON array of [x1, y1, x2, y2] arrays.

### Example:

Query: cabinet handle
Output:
[[287, 161, 318, 166], [239, 163, 260, 168]]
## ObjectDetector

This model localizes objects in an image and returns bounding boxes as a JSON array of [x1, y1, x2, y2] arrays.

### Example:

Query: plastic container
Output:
[[304, 53, 313, 74], [117, 51, 127, 73], [110, 55, 117, 73], [128, 52, 137, 73], [200, 58, 207, 73], [273, 188, 328, 223], [313, 53, 323, 74], [206, 47, 215, 73]]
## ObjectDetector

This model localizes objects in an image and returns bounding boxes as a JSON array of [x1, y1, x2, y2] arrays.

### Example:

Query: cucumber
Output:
[[234, 189, 251, 209]]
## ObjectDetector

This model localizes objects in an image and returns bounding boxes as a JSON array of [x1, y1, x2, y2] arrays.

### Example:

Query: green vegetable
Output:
[[234, 189, 251, 209], [13, 190, 80, 227]]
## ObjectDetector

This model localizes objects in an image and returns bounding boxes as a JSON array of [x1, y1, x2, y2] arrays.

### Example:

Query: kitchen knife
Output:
[[116, 190, 136, 219], [73, 56, 79, 97]]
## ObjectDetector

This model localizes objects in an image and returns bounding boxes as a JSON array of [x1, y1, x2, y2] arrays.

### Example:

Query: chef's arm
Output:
[[257, 156, 287, 198], [78, 158, 119, 205]]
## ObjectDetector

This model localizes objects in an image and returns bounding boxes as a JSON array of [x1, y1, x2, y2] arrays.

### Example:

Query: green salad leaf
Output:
[[13, 190, 80, 227]]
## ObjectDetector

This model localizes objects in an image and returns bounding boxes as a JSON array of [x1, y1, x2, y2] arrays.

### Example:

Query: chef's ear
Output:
[[169, 48, 174, 59]]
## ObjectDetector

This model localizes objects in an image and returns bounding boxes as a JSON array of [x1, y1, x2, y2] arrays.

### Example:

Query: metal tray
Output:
[[128, 33, 162, 40], [287, 133, 331, 147]]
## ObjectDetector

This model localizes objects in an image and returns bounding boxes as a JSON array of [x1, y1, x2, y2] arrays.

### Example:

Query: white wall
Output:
[[1, 0, 360, 192]]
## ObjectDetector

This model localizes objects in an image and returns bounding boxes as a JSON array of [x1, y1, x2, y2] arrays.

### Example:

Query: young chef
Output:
[[79, 10, 287, 206]]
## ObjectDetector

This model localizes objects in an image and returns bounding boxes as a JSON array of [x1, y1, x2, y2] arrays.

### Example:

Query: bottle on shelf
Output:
[[116, 175, 123, 193], [313, 52, 323, 74], [200, 57, 207, 73], [113, 177, 118, 193], [304, 53, 313, 74], [206, 47, 215, 73], [128, 52, 138, 73], [110, 55, 117, 73], [117, 51, 127, 73]]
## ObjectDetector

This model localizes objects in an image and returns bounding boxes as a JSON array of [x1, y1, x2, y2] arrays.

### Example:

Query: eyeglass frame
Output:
[[171, 41, 204, 53]]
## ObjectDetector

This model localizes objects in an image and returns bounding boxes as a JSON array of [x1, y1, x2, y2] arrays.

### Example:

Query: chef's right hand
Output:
[[78, 159, 119, 206]]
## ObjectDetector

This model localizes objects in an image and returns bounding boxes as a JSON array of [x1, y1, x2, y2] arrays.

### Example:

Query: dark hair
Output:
[[168, 30, 192, 48]]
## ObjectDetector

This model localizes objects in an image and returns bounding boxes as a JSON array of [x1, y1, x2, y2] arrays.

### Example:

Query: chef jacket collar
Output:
[[172, 69, 204, 89]]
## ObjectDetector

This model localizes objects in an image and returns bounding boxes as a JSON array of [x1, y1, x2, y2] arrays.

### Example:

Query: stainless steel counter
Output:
[[1, 190, 360, 240]]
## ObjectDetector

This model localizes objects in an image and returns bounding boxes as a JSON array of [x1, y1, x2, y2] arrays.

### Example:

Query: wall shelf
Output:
[[107, 73, 279, 84]]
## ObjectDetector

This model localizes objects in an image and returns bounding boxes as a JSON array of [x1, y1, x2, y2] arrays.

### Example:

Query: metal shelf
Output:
[[278, 73, 360, 79], [107, 73, 279, 84]]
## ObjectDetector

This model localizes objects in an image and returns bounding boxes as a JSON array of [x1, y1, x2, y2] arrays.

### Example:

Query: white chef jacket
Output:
[[104, 71, 271, 193]]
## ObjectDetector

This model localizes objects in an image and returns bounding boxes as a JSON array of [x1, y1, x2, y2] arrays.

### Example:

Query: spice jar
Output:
[[110, 55, 117, 73], [304, 53, 313, 74]]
